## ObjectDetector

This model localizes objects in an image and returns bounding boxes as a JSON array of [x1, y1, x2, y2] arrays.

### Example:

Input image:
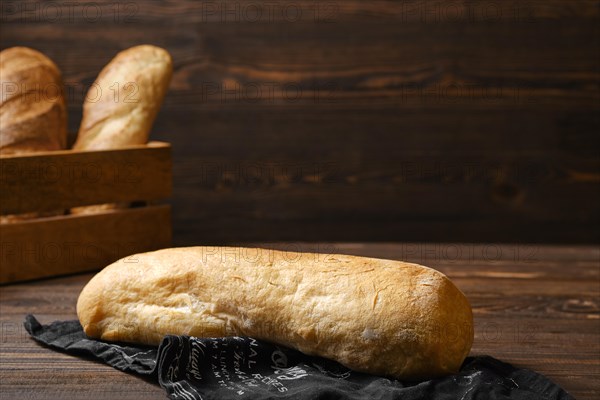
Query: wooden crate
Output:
[[0, 142, 172, 284]]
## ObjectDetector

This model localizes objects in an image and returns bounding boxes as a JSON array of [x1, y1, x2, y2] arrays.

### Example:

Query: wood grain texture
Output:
[[0, 205, 171, 284], [0, 142, 171, 215], [1, 0, 598, 243], [0, 243, 598, 399]]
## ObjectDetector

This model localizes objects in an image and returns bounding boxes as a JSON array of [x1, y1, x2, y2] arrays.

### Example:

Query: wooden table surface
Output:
[[0, 243, 598, 399]]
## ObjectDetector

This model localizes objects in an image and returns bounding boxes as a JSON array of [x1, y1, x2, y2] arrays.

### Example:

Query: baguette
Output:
[[0, 47, 68, 223], [73, 44, 172, 151], [0, 47, 67, 154], [71, 44, 172, 215], [77, 247, 473, 380]]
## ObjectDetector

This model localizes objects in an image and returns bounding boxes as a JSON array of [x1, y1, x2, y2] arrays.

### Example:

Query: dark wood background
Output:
[[1, 0, 599, 245]]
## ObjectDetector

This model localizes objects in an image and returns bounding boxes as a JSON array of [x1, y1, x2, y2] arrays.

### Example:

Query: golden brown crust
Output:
[[73, 44, 172, 150], [77, 247, 473, 380], [0, 47, 67, 155]]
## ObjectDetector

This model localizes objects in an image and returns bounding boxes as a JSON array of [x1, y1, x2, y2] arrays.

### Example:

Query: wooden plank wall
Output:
[[1, 0, 599, 244]]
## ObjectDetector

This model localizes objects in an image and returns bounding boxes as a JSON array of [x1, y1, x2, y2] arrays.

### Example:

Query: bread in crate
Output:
[[0, 45, 173, 283]]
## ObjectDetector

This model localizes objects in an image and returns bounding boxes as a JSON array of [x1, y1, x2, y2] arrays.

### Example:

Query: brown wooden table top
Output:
[[1, 243, 598, 399]]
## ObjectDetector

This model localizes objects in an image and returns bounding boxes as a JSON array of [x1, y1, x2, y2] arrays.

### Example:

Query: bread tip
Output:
[[119, 44, 172, 64], [0, 46, 62, 73]]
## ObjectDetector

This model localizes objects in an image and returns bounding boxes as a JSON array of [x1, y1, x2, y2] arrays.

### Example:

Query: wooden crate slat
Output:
[[0, 205, 171, 284], [0, 142, 171, 215]]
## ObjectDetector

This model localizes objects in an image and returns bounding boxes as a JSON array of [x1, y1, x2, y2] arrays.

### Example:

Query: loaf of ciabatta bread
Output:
[[77, 247, 473, 380]]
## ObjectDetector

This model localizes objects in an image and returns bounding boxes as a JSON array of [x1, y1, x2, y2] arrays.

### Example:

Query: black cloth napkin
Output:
[[24, 315, 574, 400]]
